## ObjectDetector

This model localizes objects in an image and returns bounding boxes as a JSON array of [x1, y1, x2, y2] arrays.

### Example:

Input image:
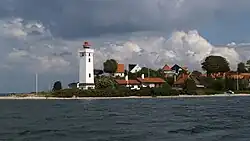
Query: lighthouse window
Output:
[[89, 53, 91, 56], [89, 73, 91, 78], [89, 58, 91, 62], [80, 52, 85, 57]]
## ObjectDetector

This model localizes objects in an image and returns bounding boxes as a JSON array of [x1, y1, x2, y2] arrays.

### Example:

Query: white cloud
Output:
[[94, 30, 241, 71], [0, 18, 71, 74], [0, 18, 244, 73], [0, 18, 49, 40], [0, 18, 246, 75]]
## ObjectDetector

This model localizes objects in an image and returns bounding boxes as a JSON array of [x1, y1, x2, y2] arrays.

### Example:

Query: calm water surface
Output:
[[1, 97, 250, 141]]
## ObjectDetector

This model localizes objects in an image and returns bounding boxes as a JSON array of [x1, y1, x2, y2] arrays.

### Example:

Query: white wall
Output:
[[149, 84, 155, 88], [125, 84, 140, 90], [130, 65, 142, 73], [114, 73, 125, 77], [79, 48, 95, 89]]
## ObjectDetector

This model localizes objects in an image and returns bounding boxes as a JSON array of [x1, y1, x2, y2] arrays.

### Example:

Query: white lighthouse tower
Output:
[[77, 41, 95, 89]]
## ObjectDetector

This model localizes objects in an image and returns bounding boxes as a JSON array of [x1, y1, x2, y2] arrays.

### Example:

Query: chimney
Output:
[[125, 75, 128, 81], [141, 74, 145, 79]]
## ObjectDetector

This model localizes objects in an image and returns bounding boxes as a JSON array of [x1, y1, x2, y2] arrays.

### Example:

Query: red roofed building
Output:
[[115, 79, 140, 90], [114, 64, 125, 78], [136, 74, 166, 88], [173, 73, 205, 89], [162, 64, 176, 78], [173, 74, 189, 86], [115, 79, 140, 85], [162, 64, 172, 71]]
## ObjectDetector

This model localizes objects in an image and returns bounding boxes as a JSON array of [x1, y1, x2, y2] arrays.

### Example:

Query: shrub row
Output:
[[51, 87, 182, 98], [45, 87, 234, 98]]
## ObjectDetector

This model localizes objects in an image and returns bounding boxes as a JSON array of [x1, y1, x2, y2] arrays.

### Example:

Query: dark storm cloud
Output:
[[0, 0, 161, 38], [0, 0, 227, 39]]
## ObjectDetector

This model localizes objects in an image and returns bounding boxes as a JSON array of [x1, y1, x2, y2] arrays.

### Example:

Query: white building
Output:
[[129, 64, 142, 73], [77, 42, 95, 89]]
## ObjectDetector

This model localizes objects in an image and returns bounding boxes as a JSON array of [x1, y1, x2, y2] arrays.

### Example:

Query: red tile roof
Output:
[[137, 77, 165, 83], [115, 79, 140, 85], [174, 74, 189, 85], [162, 64, 172, 71], [116, 64, 125, 73]]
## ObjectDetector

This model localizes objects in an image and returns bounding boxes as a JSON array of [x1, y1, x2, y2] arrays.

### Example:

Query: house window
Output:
[[89, 58, 91, 62], [89, 73, 91, 78]]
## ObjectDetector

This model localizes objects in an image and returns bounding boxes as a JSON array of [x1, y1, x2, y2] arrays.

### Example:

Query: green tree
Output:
[[166, 77, 175, 86], [127, 72, 138, 79], [191, 70, 202, 77], [246, 60, 250, 72], [162, 82, 171, 90], [225, 78, 248, 91], [225, 77, 236, 90], [237, 62, 247, 73], [95, 76, 116, 89], [53, 81, 62, 91], [212, 79, 225, 91], [103, 59, 118, 74], [184, 78, 197, 95], [239, 79, 248, 90], [246, 60, 250, 65], [94, 69, 104, 76], [201, 55, 230, 75], [136, 67, 163, 78]]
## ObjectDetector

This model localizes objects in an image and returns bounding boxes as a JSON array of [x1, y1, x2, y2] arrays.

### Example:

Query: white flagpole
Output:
[[35, 73, 38, 94]]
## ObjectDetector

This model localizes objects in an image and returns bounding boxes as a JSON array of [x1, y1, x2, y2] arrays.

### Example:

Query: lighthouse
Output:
[[77, 42, 95, 89]]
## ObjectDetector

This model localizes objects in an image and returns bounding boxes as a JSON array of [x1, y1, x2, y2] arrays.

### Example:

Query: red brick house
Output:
[[115, 79, 140, 90], [115, 74, 166, 89]]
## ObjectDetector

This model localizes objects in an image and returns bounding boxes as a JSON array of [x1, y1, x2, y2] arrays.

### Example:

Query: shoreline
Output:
[[0, 94, 250, 100]]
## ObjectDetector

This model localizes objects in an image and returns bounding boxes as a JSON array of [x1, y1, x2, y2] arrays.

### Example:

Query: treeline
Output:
[[197, 76, 249, 91]]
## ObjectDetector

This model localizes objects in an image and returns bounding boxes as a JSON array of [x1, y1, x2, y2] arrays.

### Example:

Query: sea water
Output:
[[0, 97, 250, 141]]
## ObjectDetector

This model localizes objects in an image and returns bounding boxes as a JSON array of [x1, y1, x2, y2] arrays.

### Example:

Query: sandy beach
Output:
[[0, 94, 249, 100]]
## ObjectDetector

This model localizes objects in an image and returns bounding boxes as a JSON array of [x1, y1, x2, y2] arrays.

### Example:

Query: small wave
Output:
[[18, 129, 62, 136], [115, 121, 133, 125], [11, 116, 23, 119], [168, 125, 231, 135]]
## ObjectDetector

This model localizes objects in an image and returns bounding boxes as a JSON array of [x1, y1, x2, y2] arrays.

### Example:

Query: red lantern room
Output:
[[83, 41, 91, 48]]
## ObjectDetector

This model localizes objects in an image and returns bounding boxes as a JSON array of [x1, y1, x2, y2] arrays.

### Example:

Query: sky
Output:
[[0, 0, 250, 93]]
